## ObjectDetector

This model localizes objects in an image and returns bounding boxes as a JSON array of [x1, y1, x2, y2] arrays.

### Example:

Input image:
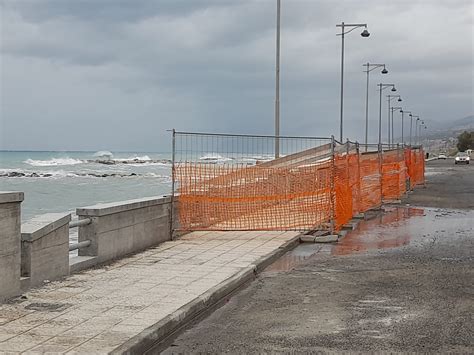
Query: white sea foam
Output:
[[24, 157, 84, 166], [121, 155, 152, 162], [199, 154, 233, 163], [93, 151, 114, 159], [125, 162, 170, 167]]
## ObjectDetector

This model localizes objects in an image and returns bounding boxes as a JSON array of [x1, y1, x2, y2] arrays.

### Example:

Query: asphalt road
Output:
[[403, 158, 474, 209], [160, 159, 474, 354]]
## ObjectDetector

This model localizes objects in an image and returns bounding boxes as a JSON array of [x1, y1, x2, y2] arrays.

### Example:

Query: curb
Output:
[[111, 234, 301, 355]]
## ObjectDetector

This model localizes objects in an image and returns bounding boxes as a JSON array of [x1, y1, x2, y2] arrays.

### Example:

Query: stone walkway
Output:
[[0, 231, 299, 354]]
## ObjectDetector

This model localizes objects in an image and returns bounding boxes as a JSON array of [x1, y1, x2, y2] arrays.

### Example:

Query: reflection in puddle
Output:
[[333, 207, 424, 256], [265, 206, 473, 272], [264, 244, 325, 272]]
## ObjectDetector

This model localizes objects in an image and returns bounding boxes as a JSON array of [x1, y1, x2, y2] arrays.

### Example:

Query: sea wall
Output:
[[0, 192, 24, 301]]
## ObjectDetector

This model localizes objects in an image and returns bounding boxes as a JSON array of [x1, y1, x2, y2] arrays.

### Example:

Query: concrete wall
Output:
[[77, 196, 172, 264], [0, 192, 24, 301], [21, 213, 71, 289]]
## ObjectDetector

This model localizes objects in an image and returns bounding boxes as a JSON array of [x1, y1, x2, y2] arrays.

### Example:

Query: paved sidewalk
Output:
[[0, 231, 299, 354]]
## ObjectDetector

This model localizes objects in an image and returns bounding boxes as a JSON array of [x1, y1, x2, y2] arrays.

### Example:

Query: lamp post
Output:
[[377, 84, 396, 145], [274, 0, 281, 158], [400, 110, 411, 145], [387, 95, 402, 146], [410, 114, 419, 146], [416, 119, 425, 145], [415, 117, 421, 145], [363, 63, 388, 150], [337, 22, 370, 142], [391, 106, 402, 145]]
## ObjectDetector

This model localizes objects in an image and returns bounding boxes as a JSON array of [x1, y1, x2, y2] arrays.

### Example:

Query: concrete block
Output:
[[0, 191, 23, 302], [314, 234, 338, 243], [21, 213, 71, 288], [300, 235, 316, 243], [76, 196, 173, 265]]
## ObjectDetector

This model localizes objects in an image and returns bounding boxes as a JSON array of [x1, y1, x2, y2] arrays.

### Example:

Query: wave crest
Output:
[[24, 157, 84, 166]]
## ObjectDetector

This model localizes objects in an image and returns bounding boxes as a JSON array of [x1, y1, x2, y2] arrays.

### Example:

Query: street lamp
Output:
[[337, 22, 370, 142], [387, 95, 402, 146], [390, 106, 402, 146], [377, 83, 396, 145], [414, 117, 421, 145], [410, 114, 419, 146], [416, 119, 425, 145], [400, 110, 411, 145], [363, 63, 388, 149]]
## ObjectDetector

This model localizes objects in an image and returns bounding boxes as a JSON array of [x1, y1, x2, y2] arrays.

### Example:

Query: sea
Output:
[[0, 151, 172, 221]]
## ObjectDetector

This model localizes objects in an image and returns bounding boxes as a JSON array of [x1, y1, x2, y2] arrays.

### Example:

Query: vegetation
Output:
[[456, 131, 474, 152]]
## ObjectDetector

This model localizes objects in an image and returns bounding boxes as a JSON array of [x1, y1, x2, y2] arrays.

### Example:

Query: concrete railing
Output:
[[75, 196, 172, 266], [21, 213, 71, 290], [0, 192, 24, 302], [0, 192, 174, 301]]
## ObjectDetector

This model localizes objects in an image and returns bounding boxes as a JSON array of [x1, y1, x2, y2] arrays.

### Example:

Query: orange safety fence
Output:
[[359, 151, 382, 213], [176, 160, 333, 231], [382, 149, 406, 200], [173, 132, 424, 233]]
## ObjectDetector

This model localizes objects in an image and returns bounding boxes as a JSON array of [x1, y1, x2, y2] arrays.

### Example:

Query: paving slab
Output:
[[0, 230, 299, 354]]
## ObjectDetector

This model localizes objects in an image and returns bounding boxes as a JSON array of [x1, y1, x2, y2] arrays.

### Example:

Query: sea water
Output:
[[0, 151, 172, 221]]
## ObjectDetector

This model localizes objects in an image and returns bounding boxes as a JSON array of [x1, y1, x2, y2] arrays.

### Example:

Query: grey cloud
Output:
[[0, 0, 473, 151]]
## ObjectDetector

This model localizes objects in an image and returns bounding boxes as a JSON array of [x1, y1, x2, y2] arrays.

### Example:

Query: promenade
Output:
[[0, 230, 299, 354]]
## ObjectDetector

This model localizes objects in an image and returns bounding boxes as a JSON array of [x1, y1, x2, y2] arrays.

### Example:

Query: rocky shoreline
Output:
[[88, 159, 171, 165], [1, 171, 141, 178]]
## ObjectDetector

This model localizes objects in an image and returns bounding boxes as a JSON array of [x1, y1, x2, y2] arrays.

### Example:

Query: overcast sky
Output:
[[0, 0, 473, 151]]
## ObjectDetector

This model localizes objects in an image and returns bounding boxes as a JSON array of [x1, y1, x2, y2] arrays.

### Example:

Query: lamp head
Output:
[[381, 68, 388, 74], [398, 97, 402, 102], [361, 29, 370, 37], [391, 86, 397, 92]]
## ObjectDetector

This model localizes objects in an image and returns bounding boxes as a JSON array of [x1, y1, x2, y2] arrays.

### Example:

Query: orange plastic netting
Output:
[[382, 150, 406, 200], [175, 145, 424, 232], [358, 152, 382, 213], [176, 161, 332, 231]]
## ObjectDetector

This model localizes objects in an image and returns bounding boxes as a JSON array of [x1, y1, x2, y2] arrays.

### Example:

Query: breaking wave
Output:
[[24, 157, 84, 167]]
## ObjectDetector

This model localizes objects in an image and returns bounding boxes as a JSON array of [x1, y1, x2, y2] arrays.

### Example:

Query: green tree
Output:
[[456, 131, 474, 152]]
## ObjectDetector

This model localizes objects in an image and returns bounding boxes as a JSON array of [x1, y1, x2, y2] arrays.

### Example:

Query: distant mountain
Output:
[[446, 115, 474, 132], [424, 115, 474, 139]]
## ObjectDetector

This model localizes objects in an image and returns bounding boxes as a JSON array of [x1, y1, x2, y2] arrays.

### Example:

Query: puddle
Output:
[[264, 244, 325, 272], [265, 207, 474, 271]]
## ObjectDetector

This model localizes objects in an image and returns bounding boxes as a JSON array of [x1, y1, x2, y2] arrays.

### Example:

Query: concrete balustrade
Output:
[[0, 192, 24, 301], [76, 196, 173, 264], [1, 193, 175, 301], [21, 213, 71, 290]]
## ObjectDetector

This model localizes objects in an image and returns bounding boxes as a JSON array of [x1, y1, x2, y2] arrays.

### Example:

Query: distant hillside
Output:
[[425, 115, 474, 139]]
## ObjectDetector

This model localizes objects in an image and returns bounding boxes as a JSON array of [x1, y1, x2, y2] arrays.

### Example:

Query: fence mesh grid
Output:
[[172, 132, 425, 232]]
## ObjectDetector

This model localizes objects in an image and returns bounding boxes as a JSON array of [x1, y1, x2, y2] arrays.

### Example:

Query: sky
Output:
[[0, 0, 473, 152]]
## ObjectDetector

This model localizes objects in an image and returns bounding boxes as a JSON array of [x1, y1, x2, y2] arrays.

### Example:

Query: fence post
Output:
[[330, 135, 336, 234], [170, 129, 176, 240], [378, 143, 383, 207], [356, 141, 361, 215]]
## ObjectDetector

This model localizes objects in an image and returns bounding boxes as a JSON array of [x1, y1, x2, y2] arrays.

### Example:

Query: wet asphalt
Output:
[[159, 159, 474, 354]]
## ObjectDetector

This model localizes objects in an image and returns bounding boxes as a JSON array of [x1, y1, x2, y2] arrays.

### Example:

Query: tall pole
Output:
[[401, 110, 404, 145], [378, 84, 382, 145], [410, 115, 413, 146], [365, 63, 369, 148], [274, 0, 281, 158], [387, 96, 391, 145], [391, 108, 395, 147], [339, 22, 345, 142]]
